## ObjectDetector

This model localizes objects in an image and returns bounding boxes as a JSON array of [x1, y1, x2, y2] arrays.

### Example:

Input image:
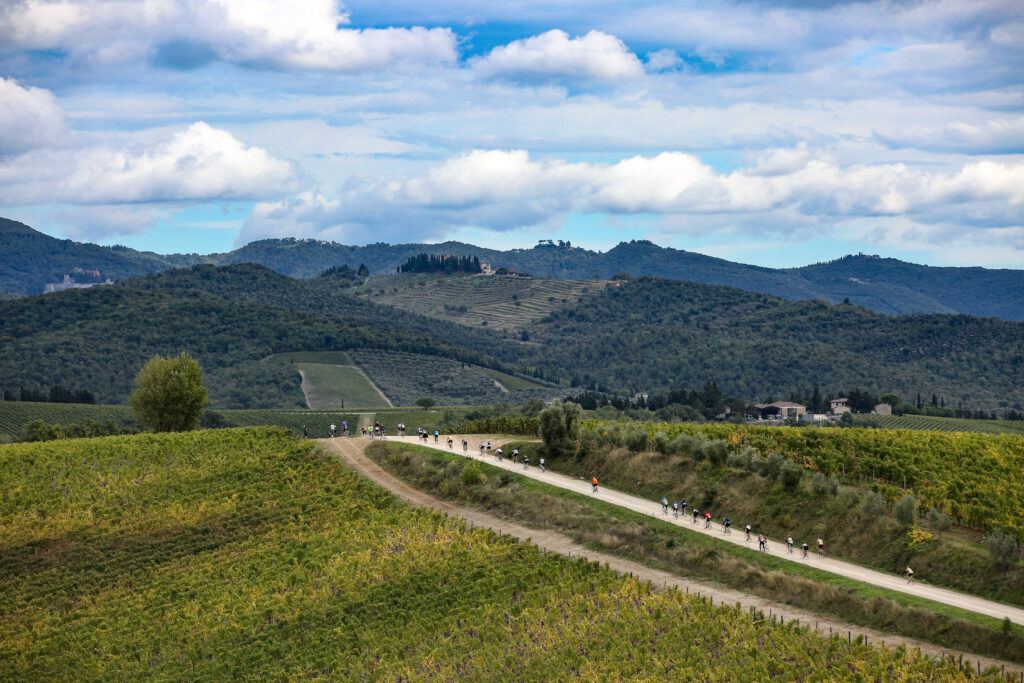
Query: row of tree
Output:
[[3, 385, 96, 404], [398, 254, 482, 274]]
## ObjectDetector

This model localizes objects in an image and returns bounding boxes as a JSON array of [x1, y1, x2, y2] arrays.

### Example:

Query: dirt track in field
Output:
[[319, 436, 1024, 675]]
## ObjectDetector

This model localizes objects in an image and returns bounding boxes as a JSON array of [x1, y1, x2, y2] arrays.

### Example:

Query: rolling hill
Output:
[[4, 218, 1023, 319], [2, 263, 1022, 411]]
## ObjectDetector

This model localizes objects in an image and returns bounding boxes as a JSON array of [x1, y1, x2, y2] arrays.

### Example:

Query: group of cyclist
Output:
[[658, 496, 829, 559]]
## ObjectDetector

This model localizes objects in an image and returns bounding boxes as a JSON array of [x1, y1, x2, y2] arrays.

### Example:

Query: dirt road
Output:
[[320, 437, 1024, 675]]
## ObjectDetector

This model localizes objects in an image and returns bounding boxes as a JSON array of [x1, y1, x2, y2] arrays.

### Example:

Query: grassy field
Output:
[[265, 350, 354, 365], [855, 414, 1024, 435], [480, 367, 548, 391], [370, 441, 1024, 667], [0, 428, 1005, 680], [354, 273, 611, 333], [297, 362, 390, 409]]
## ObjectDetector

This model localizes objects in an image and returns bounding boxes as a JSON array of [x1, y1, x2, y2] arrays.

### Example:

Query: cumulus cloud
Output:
[[0, 0, 457, 72], [0, 122, 296, 205], [239, 147, 1024, 243], [473, 30, 645, 82], [0, 77, 65, 155]]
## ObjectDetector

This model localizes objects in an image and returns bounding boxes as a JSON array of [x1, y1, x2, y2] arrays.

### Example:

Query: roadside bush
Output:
[[985, 528, 1021, 565], [460, 461, 485, 486], [781, 462, 803, 491], [652, 431, 670, 455], [810, 472, 830, 497], [894, 494, 917, 527], [758, 452, 785, 481], [861, 491, 888, 517], [625, 428, 649, 454], [704, 440, 729, 466], [927, 508, 952, 536], [726, 451, 747, 470]]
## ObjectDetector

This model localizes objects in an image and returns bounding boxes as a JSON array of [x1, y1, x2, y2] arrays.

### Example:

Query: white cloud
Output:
[[0, 121, 296, 204], [0, 0, 457, 72], [473, 30, 644, 82], [239, 148, 1024, 244], [0, 77, 65, 155], [876, 116, 1024, 154]]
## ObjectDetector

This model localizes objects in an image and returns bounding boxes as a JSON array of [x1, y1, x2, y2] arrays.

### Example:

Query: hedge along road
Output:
[[371, 434, 1024, 627]]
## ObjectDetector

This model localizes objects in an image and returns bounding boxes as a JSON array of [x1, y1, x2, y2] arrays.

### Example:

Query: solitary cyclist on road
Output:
[[905, 566, 914, 583], [539, 457, 545, 472], [462, 438, 468, 452], [817, 538, 825, 558], [592, 477, 598, 493]]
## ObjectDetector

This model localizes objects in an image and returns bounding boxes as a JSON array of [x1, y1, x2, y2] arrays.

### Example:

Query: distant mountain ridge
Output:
[[2, 217, 1022, 319]]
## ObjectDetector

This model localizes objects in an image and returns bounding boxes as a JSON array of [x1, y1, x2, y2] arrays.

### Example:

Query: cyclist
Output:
[[680, 499, 687, 515], [723, 517, 731, 534], [905, 566, 914, 583], [342, 421, 348, 436], [496, 447, 503, 462], [511, 449, 519, 464], [330, 423, 336, 438], [539, 457, 545, 472], [786, 535, 794, 554], [758, 534, 767, 552], [303, 425, 308, 439], [704, 511, 712, 529], [691, 507, 699, 524], [462, 438, 468, 452], [479, 441, 485, 455], [592, 477, 599, 493], [661, 498, 669, 515], [817, 538, 824, 558], [523, 454, 530, 470], [672, 502, 679, 518], [434, 430, 439, 443], [801, 542, 809, 558], [486, 441, 492, 456], [744, 523, 752, 542], [447, 436, 453, 449]]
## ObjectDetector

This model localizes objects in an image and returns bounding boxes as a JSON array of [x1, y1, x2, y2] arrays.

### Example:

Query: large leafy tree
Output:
[[129, 352, 208, 432], [538, 401, 582, 458]]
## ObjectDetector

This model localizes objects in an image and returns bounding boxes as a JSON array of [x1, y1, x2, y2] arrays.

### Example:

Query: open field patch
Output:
[[297, 362, 390, 409]]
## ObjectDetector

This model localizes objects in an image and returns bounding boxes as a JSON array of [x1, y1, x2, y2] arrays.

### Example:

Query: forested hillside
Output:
[[4, 218, 1023, 319], [3, 264, 1021, 410], [0, 283, 507, 407], [520, 277, 1024, 409]]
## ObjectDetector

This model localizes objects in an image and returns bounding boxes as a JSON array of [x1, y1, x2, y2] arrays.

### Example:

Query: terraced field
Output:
[[855, 414, 1024, 435], [356, 273, 612, 332], [350, 349, 562, 406]]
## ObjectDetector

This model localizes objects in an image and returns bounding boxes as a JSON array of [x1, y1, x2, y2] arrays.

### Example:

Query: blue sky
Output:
[[1, 1, 1023, 268]]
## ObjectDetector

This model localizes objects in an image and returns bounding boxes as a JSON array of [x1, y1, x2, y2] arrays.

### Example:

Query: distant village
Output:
[[748, 397, 891, 422]]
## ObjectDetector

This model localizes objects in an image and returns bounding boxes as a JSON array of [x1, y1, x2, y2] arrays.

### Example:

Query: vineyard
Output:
[[856, 414, 1024, 436], [0, 401, 135, 438], [0, 428, 1007, 680], [583, 420, 1024, 535], [356, 273, 611, 332], [350, 349, 560, 406]]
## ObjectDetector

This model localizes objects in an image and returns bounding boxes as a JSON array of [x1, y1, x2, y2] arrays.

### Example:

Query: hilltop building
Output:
[[43, 274, 113, 294], [830, 398, 851, 415], [754, 401, 806, 419]]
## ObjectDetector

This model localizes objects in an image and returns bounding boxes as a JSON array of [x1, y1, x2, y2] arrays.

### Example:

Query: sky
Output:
[[1, 1, 1023, 268]]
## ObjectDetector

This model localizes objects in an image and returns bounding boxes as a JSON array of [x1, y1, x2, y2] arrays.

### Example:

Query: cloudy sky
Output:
[[1, 0, 1022, 268]]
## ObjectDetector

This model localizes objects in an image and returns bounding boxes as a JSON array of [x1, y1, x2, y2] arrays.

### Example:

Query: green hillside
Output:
[[520, 277, 1024, 410], [5, 218, 1024, 319], [0, 428, 1001, 679], [0, 283, 507, 408]]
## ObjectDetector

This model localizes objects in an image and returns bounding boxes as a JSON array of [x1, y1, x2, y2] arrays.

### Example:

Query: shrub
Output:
[[894, 494, 917, 527], [984, 528, 1021, 565], [539, 402, 582, 458], [810, 472, 829, 497], [128, 352, 207, 432], [781, 462, 803, 491], [704, 440, 729, 466], [726, 451, 747, 469], [927, 508, 952, 537], [860, 491, 887, 517], [625, 428, 649, 454], [652, 431, 670, 455], [460, 462, 485, 486], [759, 453, 785, 481]]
